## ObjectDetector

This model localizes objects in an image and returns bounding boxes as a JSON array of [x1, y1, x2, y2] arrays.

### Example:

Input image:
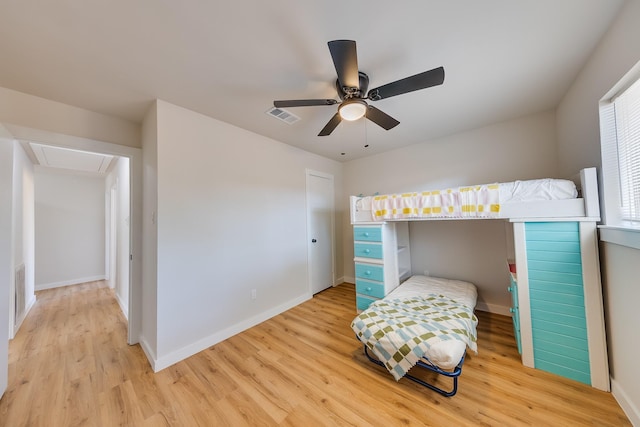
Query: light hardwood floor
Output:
[[0, 281, 631, 426]]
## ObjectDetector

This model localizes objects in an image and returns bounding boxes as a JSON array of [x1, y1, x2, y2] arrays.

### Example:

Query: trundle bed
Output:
[[352, 275, 478, 396]]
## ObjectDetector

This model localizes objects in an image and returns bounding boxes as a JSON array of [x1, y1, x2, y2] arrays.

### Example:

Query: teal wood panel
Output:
[[535, 360, 591, 385], [353, 227, 382, 242], [525, 231, 580, 242], [355, 279, 385, 298], [528, 270, 583, 286], [531, 328, 588, 350], [528, 299, 586, 318], [528, 260, 582, 275], [531, 318, 588, 340], [533, 338, 590, 362], [526, 250, 582, 263], [529, 280, 584, 296], [530, 289, 585, 307], [534, 348, 590, 375], [355, 263, 384, 282], [525, 221, 591, 385], [530, 308, 587, 329], [353, 243, 383, 259], [526, 240, 581, 253], [525, 222, 579, 232]]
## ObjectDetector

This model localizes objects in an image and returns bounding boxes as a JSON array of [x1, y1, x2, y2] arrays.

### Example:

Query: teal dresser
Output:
[[353, 222, 410, 311], [512, 220, 609, 391], [507, 272, 522, 355]]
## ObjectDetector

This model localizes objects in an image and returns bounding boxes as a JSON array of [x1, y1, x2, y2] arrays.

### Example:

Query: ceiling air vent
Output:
[[266, 107, 300, 124]]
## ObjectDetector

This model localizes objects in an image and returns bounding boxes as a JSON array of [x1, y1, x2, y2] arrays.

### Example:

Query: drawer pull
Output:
[[363, 232, 370, 237], [507, 286, 512, 292], [366, 287, 372, 292], [509, 307, 515, 313], [364, 249, 371, 254], [365, 270, 371, 275]]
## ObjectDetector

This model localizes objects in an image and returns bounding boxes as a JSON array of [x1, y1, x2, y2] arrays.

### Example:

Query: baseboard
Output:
[[152, 292, 313, 372], [35, 275, 106, 291], [611, 378, 640, 426], [475, 301, 511, 317], [138, 336, 158, 371], [115, 292, 128, 320], [343, 276, 355, 284], [12, 295, 37, 338]]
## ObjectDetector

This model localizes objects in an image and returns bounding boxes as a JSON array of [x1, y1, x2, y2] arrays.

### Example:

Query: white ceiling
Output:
[[29, 143, 113, 174], [0, 1, 626, 162]]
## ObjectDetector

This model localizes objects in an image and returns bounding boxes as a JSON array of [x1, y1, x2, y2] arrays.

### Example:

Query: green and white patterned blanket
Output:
[[351, 294, 478, 380]]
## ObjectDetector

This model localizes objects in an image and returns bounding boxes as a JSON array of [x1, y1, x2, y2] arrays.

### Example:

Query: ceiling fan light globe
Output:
[[339, 100, 367, 121]]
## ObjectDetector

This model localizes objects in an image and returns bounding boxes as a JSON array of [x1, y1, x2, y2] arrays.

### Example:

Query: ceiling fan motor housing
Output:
[[337, 72, 370, 100]]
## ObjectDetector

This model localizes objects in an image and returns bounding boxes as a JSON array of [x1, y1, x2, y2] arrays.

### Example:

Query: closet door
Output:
[[306, 170, 335, 294]]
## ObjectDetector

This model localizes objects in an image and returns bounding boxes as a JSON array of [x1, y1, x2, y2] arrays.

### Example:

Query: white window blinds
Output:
[[613, 77, 640, 221]]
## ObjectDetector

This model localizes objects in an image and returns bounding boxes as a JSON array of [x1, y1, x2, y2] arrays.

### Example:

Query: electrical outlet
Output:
[[251, 289, 257, 300]]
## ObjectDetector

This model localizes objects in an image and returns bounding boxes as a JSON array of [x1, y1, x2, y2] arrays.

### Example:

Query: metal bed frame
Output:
[[361, 344, 465, 397]]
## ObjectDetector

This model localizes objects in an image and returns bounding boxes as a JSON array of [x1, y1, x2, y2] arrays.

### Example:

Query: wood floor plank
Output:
[[0, 280, 631, 426]]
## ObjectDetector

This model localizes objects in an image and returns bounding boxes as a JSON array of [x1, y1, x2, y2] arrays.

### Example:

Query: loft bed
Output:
[[352, 275, 478, 397], [348, 167, 610, 392], [350, 167, 600, 224]]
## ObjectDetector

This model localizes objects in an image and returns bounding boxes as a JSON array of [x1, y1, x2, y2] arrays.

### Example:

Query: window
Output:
[[600, 69, 640, 227]]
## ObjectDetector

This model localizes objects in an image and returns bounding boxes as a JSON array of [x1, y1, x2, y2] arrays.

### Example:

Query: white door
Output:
[[306, 170, 334, 294]]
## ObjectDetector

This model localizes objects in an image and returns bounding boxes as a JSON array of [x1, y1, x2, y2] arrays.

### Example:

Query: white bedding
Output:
[[498, 178, 577, 203], [356, 178, 578, 220], [385, 275, 478, 370]]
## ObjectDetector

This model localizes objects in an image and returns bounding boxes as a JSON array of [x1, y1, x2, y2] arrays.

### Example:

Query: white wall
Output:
[[144, 100, 343, 370], [556, 1, 640, 423], [344, 110, 558, 314], [0, 86, 140, 149], [0, 131, 14, 398], [11, 142, 36, 333], [105, 157, 130, 318], [34, 168, 106, 289]]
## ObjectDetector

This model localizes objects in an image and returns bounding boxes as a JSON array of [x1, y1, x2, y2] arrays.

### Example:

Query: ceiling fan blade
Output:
[[367, 66, 445, 101], [318, 112, 342, 136], [274, 99, 338, 108], [328, 40, 360, 90], [366, 105, 400, 130]]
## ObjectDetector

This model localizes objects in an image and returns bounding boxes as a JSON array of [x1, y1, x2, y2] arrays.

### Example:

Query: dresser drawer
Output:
[[355, 279, 385, 298], [354, 243, 383, 259], [511, 306, 522, 354], [355, 263, 384, 282], [508, 275, 518, 309], [356, 295, 377, 311], [353, 226, 382, 242]]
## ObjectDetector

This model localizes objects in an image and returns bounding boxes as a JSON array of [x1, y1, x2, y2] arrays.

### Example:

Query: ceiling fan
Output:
[[273, 40, 445, 136]]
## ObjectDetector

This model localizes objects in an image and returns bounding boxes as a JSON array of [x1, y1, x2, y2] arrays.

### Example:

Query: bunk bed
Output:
[[349, 167, 610, 394]]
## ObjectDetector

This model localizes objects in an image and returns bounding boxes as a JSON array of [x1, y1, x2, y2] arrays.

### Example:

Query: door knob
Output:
[[311, 239, 317, 243]]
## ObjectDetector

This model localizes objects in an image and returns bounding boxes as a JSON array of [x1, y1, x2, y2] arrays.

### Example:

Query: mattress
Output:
[[355, 178, 578, 221], [385, 275, 478, 370]]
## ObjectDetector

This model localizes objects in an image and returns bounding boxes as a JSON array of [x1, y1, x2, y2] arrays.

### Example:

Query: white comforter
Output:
[[384, 275, 478, 370]]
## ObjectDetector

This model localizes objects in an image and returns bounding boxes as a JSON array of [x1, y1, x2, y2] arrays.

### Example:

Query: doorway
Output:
[[306, 170, 335, 295], [1, 124, 142, 344]]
